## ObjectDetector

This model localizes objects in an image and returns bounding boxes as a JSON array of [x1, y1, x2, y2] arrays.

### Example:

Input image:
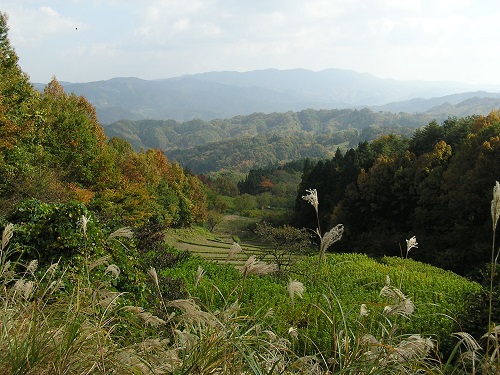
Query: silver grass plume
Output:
[[123, 306, 166, 327], [148, 267, 159, 289], [89, 256, 111, 272], [174, 329, 198, 350], [13, 279, 35, 300], [1, 223, 14, 251], [302, 188, 319, 214], [406, 236, 418, 255], [483, 324, 500, 341], [46, 262, 59, 277], [0, 260, 13, 279], [380, 284, 415, 318], [264, 307, 274, 318], [492, 181, 500, 230], [319, 224, 344, 261], [167, 298, 216, 326], [359, 303, 369, 318], [194, 265, 205, 288], [105, 264, 120, 279], [360, 333, 381, 361], [394, 334, 434, 362], [287, 278, 305, 308], [226, 241, 242, 263], [26, 259, 38, 274], [288, 326, 298, 339], [238, 255, 277, 277], [77, 215, 90, 238], [97, 290, 121, 309], [452, 332, 481, 353], [107, 227, 133, 240]]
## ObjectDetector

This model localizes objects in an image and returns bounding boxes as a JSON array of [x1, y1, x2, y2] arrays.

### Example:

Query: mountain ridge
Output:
[[33, 68, 500, 124]]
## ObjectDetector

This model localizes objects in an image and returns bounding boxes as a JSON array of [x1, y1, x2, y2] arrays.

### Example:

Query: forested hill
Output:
[[293, 113, 500, 276], [103, 108, 436, 173], [0, 13, 207, 227]]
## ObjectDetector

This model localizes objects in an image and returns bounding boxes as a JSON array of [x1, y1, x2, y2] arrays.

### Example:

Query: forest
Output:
[[293, 116, 500, 277], [104, 109, 432, 173], [1, 11, 500, 374]]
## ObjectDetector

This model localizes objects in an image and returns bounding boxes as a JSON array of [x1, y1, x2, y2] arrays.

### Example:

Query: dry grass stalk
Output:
[[167, 298, 216, 326], [238, 255, 277, 277], [1, 222, 14, 251], [107, 227, 133, 240], [194, 265, 205, 288], [287, 278, 305, 308], [226, 242, 242, 263]]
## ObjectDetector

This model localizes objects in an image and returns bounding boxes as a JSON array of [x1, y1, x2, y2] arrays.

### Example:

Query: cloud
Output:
[[3, 0, 500, 84], [3, 4, 84, 46]]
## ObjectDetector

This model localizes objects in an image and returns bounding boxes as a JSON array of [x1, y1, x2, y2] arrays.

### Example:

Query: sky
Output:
[[2, 0, 500, 85]]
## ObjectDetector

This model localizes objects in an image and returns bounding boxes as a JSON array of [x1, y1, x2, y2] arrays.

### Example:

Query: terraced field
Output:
[[163, 215, 268, 266]]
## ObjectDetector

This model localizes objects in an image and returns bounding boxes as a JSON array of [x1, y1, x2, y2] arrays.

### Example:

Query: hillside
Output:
[[372, 91, 500, 114], [103, 108, 436, 173], [34, 69, 500, 124]]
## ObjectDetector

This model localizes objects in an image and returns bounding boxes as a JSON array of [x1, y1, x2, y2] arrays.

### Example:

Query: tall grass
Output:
[[0, 182, 498, 373], [0, 223, 148, 374]]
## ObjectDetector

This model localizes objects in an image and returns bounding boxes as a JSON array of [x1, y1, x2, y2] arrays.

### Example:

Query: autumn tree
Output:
[[40, 78, 109, 186], [0, 12, 56, 212]]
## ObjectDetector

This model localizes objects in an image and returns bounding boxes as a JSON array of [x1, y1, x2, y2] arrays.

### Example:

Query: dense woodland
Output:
[[292, 115, 500, 276], [2, 11, 500, 374]]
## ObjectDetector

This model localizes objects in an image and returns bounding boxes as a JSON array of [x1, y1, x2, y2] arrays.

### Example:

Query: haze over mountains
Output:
[[34, 68, 500, 124]]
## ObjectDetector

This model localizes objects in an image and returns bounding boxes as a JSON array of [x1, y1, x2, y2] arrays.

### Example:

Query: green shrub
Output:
[[7, 199, 146, 298]]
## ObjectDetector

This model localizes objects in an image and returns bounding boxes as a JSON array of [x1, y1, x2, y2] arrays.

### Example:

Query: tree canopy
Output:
[[293, 113, 500, 276], [0, 14, 207, 227]]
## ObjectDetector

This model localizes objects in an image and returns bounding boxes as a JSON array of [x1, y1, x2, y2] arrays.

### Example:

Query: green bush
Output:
[[7, 199, 146, 298]]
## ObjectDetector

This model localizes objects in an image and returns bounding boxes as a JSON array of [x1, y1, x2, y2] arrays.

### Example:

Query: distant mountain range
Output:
[[34, 68, 500, 124]]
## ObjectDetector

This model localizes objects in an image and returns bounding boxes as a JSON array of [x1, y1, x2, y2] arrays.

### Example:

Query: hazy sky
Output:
[[3, 0, 500, 85]]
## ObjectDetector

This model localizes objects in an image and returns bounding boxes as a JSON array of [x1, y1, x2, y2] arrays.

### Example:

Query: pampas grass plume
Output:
[[302, 188, 319, 214], [492, 181, 500, 230], [238, 255, 277, 277], [226, 242, 242, 263], [287, 278, 305, 308], [1, 223, 14, 251], [108, 227, 133, 240]]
